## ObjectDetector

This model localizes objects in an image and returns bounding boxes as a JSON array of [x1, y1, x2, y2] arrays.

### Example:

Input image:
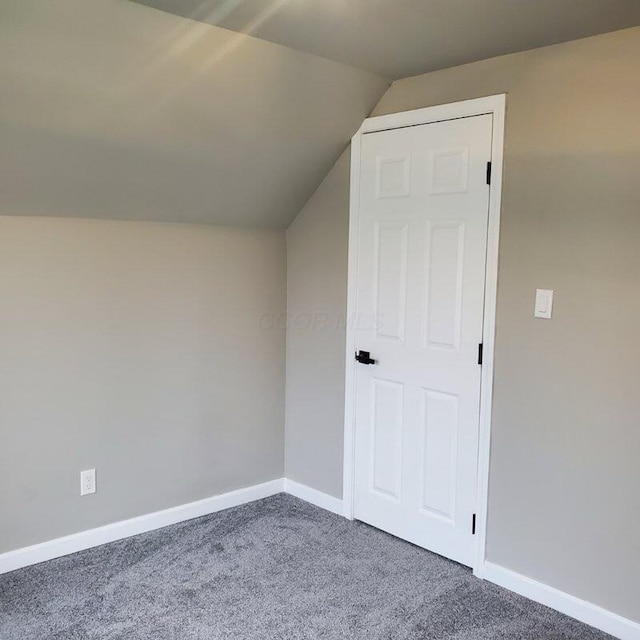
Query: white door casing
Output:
[[344, 96, 506, 574]]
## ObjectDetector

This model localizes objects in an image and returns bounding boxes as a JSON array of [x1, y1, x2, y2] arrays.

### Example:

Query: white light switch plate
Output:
[[534, 289, 554, 319]]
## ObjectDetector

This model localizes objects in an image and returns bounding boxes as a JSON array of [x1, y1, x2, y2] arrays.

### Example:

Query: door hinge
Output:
[[486, 161, 492, 185], [478, 343, 483, 365], [472, 513, 477, 535]]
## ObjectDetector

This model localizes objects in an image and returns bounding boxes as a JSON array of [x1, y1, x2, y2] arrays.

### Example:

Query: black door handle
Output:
[[355, 350, 376, 365]]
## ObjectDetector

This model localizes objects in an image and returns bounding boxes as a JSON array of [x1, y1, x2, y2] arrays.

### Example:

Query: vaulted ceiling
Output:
[[2, 0, 638, 228], [0, 0, 387, 227], [133, 0, 640, 79]]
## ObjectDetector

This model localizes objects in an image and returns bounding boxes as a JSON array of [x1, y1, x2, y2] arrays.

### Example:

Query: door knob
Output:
[[355, 350, 376, 365]]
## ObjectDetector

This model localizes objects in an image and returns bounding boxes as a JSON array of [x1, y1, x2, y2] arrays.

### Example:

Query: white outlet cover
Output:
[[80, 468, 96, 496]]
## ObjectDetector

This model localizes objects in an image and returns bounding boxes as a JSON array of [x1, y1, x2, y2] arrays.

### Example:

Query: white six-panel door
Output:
[[353, 114, 493, 567]]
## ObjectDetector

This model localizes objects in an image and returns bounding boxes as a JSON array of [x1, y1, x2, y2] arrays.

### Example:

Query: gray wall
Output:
[[285, 151, 350, 497], [284, 27, 640, 622], [0, 217, 285, 553]]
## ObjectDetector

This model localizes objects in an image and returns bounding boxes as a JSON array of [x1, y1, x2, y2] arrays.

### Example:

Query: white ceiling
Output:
[[1, 0, 388, 227], [133, 0, 640, 79]]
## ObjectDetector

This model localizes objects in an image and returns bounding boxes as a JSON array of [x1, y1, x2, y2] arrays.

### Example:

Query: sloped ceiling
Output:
[[0, 0, 388, 227], [134, 0, 640, 79]]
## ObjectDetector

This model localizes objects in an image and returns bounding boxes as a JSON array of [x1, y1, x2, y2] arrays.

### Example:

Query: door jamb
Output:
[[342, 94, 506, 578]]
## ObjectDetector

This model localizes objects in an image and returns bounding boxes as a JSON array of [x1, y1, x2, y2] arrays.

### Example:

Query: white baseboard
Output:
[[7, 481, 635, 640], [0, 478, 343, 576], [0, 478, 285, 576], [481, 561, 640, 640], [283, 479, 344, 516]]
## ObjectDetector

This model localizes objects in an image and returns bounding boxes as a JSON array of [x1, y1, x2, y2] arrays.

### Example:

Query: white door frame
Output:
[[342, 94, 506, 577]]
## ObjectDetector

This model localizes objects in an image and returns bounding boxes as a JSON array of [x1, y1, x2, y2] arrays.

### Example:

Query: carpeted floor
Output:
[[0, 494, 612, 639]]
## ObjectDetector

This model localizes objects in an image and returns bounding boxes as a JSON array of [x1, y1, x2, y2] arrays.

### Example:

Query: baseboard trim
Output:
[[482, 561, 640, 640], [8, 482, 635, 640], [283, 479, 344, 516], [0, 478, 285, 576]]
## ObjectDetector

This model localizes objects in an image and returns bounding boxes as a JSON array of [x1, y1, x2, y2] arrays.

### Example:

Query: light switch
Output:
[[534, 289, 554, 319]]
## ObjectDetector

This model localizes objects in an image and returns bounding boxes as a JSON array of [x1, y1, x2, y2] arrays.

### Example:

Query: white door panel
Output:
[[353, 115, 492, 567]]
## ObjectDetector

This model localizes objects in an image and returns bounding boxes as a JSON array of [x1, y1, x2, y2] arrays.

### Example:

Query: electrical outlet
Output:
[[80, 469, 96, 496]]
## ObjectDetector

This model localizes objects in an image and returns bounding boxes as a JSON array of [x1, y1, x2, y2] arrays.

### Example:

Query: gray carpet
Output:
[[0, 494, 612, 639]]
